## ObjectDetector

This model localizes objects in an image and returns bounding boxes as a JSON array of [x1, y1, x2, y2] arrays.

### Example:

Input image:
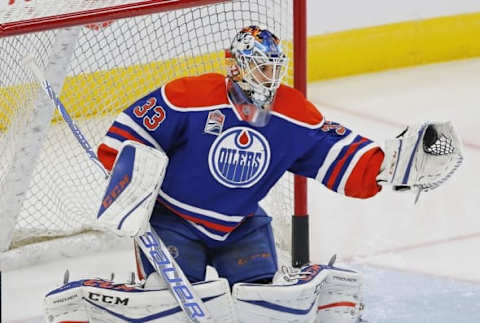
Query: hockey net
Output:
[[0, 0, 304, 270]]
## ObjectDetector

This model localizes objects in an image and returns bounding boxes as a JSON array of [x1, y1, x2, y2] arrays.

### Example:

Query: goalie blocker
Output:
[[44, 259, 364, 323], [96, 140, 168, 237]]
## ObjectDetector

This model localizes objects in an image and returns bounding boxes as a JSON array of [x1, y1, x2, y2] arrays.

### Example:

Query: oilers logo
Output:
[[208, 127, 270, 188]]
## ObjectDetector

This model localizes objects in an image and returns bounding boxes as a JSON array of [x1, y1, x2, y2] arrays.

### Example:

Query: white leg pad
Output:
[[44, 278, 236, 323], [231, 264, 364, 323]]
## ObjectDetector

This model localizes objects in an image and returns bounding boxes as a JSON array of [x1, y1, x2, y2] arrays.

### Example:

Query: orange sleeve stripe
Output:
[[97, 143, 118, 171], [326, 138, 368, 189], [344, 147, 384, 198]]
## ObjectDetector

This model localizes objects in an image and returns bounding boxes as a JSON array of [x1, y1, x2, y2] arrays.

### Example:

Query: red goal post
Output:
[[0, 0, 309, 269]]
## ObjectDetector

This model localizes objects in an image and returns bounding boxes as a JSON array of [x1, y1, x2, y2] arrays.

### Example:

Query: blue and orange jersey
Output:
[[98, 73, 384, 246]]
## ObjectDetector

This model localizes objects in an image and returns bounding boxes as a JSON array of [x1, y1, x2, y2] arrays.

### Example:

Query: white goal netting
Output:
[[0, 0, 297, 270]]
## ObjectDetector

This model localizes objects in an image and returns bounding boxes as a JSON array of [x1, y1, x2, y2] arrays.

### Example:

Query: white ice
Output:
[[3, 58, 480, 322]]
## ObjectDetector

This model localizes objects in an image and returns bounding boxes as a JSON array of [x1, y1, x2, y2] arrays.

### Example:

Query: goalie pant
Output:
[[44, 263, 363, 323]]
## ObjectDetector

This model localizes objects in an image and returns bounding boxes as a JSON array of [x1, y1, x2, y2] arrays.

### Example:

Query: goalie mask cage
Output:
[[0, 0, 309, 270]]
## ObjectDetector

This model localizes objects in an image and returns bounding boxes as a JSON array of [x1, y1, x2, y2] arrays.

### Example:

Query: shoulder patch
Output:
[[271, 85, 324, 127], [164, 73, 229, 109]]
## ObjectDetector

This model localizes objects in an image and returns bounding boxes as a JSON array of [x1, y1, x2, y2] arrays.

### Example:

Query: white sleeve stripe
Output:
[[315, 132, 357, 182], [158, 190, 245, 222], [116, 113, 163, 151], [336, 143, 378, 195], [101, 136, 123, 151]]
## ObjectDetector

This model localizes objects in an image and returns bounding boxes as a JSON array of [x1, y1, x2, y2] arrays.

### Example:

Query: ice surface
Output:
[[358, 264, 480, 323]]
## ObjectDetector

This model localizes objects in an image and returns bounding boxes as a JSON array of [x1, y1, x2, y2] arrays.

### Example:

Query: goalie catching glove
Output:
[[377, 121, 463, 199]]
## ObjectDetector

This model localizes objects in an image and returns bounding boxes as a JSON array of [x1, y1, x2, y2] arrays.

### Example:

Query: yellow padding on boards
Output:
[[58, 51, 226, 121], [0, 52, 227, 130], [308, 11, 480, 81]]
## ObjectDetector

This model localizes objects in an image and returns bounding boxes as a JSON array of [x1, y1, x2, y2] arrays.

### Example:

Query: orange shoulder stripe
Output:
[[164, 73, 229, 108], [272, 85, 324, 126]]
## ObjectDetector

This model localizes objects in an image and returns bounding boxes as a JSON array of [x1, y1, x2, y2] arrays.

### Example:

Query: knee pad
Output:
[[232, 261, 364, 323]]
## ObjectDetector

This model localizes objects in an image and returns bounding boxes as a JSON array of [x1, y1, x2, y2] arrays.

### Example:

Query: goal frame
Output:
[[0, 0, 309, 267]]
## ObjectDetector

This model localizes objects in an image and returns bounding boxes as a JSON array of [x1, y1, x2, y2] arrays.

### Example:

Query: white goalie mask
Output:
[[226, 26, 288, 127]]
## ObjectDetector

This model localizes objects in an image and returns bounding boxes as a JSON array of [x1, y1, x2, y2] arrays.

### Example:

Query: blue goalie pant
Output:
[[135, 204, 278, 286]]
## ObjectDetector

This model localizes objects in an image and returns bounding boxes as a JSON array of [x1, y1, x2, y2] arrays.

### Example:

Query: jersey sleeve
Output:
[[289, 120, 384, 199], [97, 86, 185, 171]]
